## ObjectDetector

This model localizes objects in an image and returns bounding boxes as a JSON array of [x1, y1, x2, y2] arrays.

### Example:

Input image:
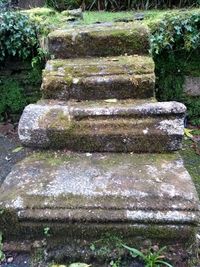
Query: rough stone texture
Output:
[[42, 56, 155, 100], [47, 22, 150, 59], [0, 151, 199, 244], [18, 100, 186, 152], [183, 76, 200, 96], [61, 8, 83, 19]]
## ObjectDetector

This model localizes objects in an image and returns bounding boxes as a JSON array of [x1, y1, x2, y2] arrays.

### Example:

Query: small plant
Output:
[[44, 226, 51, 237], [89, 234, 122, 256], [122, 244, 173, 267], [0, 232, 5, 263], [184, 128, 194, 139], [110, 258, 121, 267]]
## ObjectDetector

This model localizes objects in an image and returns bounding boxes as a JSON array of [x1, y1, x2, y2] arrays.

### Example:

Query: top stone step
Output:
[[47, 22, 150, 59]]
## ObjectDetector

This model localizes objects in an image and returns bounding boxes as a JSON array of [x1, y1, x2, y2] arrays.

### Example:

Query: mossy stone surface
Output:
[[47, 22, 150, 58], [18, 100, 186, 152], [0, 151, 199, 245], [42, 55, 155, 101]]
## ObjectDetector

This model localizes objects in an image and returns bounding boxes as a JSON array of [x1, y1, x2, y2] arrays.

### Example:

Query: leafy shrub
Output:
[[0, 232, 5, 263], [0, 9, 45, 121], [151, 11, 200, 55], [150, 11, 200, 125], [184, 97, 200, 125], [0, 11, 40, 62]]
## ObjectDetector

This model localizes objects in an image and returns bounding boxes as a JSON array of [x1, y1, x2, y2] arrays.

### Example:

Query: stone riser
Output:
[[19, 130, 183, 152], [2, 221, 196, 245], [2, 222, 197, 265], [42, 56, 155, 101], [18, 100, 186, 152], [42, 73, 155, 101], [47, 22, 150, 58]]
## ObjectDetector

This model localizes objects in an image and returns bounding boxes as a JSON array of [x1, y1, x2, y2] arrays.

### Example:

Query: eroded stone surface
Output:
[[47, 22, 150, 58], [61, 8, 83, 18], [0, 152, 199, 241], [183, 76, 200, 96], [18, 100, 186, 152], [42, 55, 155, 100]]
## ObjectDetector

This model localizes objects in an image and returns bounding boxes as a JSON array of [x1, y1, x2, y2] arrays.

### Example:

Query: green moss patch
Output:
[[180, 138, 200, 197]]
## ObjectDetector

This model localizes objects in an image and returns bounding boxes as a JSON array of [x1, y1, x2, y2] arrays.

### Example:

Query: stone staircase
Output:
[[0, 22, 199, 263]]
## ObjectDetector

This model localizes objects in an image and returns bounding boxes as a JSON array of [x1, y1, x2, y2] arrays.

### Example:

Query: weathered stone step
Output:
[[47, 22, 150, 59], [0, 152, 199, 252], [42, 55, 155, 100], [18, 100, 186, 152]]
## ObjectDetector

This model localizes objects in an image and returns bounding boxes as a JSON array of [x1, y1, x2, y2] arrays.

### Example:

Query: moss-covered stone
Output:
[[47, 22, 150, 58], [42, 55, 155, 101], [0, 151, 198, 249], [18, 100, 186, 152]]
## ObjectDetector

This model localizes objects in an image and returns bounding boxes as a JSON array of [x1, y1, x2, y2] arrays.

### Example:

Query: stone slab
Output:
[[18, 100, 186, 152], [183, 76, 200, 96], [47, 22, 150, 58], [0, 152, 199, 243], [42, 55, 155, 100]]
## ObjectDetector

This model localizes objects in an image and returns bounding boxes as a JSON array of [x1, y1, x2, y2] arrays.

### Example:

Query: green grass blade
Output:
[[156, 260, 173, 267], [121, 244, 146, 260]]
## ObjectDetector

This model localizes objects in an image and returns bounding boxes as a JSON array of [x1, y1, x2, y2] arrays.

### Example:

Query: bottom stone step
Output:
[[0, 151, 199, 250]]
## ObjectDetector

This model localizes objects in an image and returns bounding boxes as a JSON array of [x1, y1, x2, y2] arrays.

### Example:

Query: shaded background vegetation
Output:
[[46, 0, 200, 10], [1, 0, 200, 10]]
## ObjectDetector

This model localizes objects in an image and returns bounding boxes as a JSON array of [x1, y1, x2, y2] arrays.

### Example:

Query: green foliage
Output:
[[181, 138, 200, 196], [154, 52, 185, 101], [151, 11, 200, 55], [122, 244, 173, 267], [0, 79, 26, 121], [90, 234, 122, 254], [0, 0, 9, 11], [0, 8, 45, 121], [184, 97, 200, 125], [0, 62, 42, 121], [0, 11, 40, 62], [110, 258, 121, 267], [150, 11, 200, 125], [44, 226, 51, 237], [154, 50, 200, 125], [0, 232, 5, 263]]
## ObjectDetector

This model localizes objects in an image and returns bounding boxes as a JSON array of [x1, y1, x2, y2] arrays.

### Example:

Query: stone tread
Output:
[[18, 100, 186, 152], [0, 152, 199, 228], [47, 22, 150, 58], [42, 55, 155, 100]]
